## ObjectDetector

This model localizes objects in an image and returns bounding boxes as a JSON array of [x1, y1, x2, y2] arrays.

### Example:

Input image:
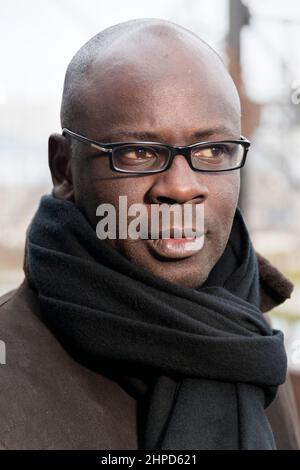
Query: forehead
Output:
[[77, 36, 241, 141]]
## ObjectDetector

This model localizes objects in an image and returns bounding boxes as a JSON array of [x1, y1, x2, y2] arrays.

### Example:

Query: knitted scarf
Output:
[[24, 194, 287, 449]]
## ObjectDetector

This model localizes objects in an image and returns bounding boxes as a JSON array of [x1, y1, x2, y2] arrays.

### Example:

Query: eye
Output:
[[118, 146, 158, 161], [113, 145, 170, 171], [193, 145, 231, 160]]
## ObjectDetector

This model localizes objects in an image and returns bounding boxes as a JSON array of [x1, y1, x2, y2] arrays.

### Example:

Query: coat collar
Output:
[[256, 251, 294, 313]]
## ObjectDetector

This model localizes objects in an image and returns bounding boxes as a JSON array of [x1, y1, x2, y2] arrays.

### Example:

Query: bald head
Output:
[[60, 18, 240, 133]]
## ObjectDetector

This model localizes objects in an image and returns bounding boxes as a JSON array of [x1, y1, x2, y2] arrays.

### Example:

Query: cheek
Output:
[[204, 172, 240, 247], [207, 172, 240, 220], [73, 159, 151, 228]]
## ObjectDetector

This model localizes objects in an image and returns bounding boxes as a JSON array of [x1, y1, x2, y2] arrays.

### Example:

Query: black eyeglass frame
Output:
[[62, 127, 251, 174]]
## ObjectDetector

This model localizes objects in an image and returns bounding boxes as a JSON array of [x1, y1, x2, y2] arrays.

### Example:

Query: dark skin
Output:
[[49, 21, 242, 288]]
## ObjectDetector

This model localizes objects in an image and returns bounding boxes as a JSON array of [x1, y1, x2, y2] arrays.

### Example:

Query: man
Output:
[[0, 18, 299, 450]]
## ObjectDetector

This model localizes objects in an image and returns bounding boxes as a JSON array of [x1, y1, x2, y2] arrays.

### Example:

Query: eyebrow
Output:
[[192, 126, 238, 140], [99, 126, 237, 143]]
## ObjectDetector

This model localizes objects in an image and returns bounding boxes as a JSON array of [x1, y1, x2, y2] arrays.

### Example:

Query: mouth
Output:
[[145, 230, 206, 260]]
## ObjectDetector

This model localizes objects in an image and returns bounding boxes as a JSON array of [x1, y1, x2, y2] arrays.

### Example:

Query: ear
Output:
[[48, 133, 74, 200]]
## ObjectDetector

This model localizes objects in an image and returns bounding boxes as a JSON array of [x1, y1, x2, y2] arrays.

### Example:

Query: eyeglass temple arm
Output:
[[62, 128, 111, 153]]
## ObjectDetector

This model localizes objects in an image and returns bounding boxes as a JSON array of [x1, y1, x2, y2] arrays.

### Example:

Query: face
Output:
[[50, 33, 242, 288]]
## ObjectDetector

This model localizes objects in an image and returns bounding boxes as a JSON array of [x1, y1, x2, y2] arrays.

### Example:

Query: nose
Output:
[[147, 154, 208, 205]]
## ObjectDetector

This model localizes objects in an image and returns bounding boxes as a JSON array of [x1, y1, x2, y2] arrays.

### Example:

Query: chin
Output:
[[114, 239, 212, 289], [155, 267, 210, 289]]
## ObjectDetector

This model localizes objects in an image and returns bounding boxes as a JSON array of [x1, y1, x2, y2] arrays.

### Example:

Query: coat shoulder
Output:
[[0, 287, 19, 307], [0, 280, 137, 450]]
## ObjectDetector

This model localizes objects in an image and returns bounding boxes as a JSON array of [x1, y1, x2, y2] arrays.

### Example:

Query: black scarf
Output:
[[24, 194, 287, 450]]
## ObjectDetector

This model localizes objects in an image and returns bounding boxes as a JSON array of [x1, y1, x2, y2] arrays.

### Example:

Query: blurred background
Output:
[[1, 0, 300, 412]]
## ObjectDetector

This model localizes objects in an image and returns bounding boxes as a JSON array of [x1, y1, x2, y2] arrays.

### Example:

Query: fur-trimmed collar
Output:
[[256, 252, 294, 313]]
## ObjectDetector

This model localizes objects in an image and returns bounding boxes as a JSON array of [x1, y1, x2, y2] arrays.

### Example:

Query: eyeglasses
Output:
[[62, 128, 251, 174]]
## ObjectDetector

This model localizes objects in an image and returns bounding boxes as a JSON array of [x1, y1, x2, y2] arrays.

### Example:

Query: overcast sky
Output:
[[1, 0, 299, 108]]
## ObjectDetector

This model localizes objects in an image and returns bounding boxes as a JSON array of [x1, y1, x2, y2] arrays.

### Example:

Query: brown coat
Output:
[[0, 253, 299, 450]]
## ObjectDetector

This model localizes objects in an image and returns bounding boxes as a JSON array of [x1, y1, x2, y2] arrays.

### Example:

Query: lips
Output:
[[146, 233, 206, 260]]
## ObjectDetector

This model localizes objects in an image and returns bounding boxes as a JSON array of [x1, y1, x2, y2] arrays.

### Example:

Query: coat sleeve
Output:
[[256, 253, 300, 451], [266, 373, 300, 449]]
